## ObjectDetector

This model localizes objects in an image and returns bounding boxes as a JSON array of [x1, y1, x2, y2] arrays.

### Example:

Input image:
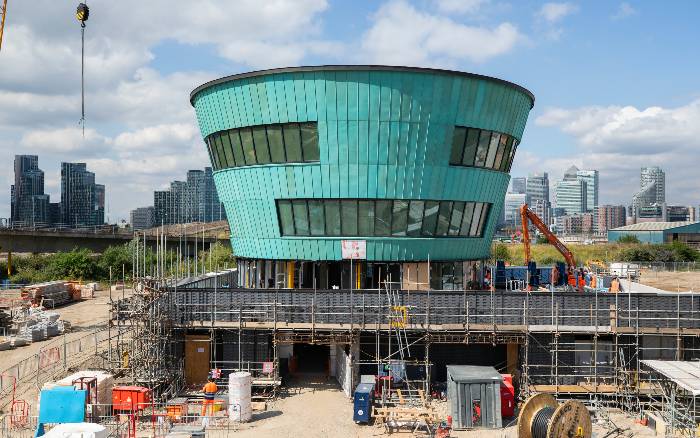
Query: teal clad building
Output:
[[191, 66, 534, 289]]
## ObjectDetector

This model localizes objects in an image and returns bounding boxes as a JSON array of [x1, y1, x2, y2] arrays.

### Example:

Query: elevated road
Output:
[[0, 221, 230, 253]]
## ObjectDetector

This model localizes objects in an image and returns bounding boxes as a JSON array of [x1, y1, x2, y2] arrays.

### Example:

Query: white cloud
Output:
[[537, 2, 579, 23], [361, 1, 521, 65], [612, 2, 637, 20], [0, 0, 337, 221], [528, 99, 700, 205], [434, 0, 489, 14]]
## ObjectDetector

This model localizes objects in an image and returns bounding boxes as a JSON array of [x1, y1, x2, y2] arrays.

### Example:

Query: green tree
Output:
[[492, 243, 512, 263], [98, 244, 133, 280], [197, 242, 235, 272], [45, 248, 97, 280]]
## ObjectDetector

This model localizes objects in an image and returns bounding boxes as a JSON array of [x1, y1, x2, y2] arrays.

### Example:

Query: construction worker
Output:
[[201, 375, 218, 423], [610, 276, 620, 293], [551, 265, 560, 291]]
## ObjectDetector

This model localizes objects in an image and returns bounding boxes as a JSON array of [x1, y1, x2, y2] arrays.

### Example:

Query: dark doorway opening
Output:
[[294, 343, 330, 374], [430, 344, 507, 382]]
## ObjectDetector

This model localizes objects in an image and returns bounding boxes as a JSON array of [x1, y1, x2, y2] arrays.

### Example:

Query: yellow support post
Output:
[[287, 261, 295, 288]]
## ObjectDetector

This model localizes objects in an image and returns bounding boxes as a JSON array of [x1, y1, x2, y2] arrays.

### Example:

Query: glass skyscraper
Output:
[[11, 155, 49, 227], [60, 162, 105, 227], [150, 167, 225, 226]]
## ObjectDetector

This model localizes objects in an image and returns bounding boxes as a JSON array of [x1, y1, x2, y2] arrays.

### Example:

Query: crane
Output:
[[520, 203, 576, 270], [0, 0, 7, 52]]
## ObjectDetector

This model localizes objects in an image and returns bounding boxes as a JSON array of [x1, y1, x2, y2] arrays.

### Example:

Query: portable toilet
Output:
[[446, 365, 502, 429], [353, 383, 375, 424]]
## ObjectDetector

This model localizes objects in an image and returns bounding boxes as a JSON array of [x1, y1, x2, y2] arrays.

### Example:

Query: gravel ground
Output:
[[205, 375, 656, 438], [638, 269, 700, 292]]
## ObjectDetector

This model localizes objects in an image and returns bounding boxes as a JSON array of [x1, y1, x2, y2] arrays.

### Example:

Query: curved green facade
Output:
[[191, 66, 534, 261]]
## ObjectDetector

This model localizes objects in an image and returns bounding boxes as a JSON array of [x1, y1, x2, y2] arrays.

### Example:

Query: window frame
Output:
[[276, 199, 491, 238]]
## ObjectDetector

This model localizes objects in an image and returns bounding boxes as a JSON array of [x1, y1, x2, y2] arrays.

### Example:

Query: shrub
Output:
[[618, 235, 641, 244]]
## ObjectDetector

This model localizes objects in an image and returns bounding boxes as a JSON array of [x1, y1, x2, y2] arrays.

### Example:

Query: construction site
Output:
[[0, 4, 699, 434], [2, 236, 700, 437]]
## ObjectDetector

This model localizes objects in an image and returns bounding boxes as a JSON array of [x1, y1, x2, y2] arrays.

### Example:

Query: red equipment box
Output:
[[500, 374, 515, 418], [112, 386, 152, 412]]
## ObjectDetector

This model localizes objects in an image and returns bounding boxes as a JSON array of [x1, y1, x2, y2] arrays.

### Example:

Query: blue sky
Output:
[[1, 0, 699, 222]]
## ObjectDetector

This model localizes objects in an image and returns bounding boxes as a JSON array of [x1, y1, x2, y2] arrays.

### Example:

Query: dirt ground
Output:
[[204, 375, 656, 438], [0, 287, 122, 370], [638, 269, 700, 292]]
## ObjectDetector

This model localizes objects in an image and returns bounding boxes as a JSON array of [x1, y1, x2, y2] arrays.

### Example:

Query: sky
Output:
[[1, 0, 699, 222]]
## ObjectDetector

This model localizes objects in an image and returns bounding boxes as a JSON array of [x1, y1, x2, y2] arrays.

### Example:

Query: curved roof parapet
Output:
[[190, 65, 535, 107]]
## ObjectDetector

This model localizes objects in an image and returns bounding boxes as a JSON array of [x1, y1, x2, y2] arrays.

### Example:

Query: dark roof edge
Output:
[[189, 65, 535, 107]]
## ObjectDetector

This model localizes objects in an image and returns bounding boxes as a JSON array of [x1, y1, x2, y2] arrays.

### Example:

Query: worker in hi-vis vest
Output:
[[201, 375, 219, 419]]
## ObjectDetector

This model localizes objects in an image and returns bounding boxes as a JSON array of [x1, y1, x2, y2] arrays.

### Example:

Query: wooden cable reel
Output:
[[517, 394, 592, 438]]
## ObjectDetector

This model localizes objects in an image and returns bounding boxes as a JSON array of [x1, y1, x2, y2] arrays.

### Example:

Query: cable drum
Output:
[[531, 405, 555, 438], [517, 394, 592, 438]]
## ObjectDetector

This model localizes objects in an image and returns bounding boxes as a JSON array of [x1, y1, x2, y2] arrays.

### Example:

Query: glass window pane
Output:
[[449, 201, 465, 236], [477, 203, 491, 237], [324, 201, 341, 236], [508, 140, 519, 171], [375, 200, 392, 236], [308, 200, 325, 236], [230, 130, 245, 167], [283, 123, 302, 162], [207, 137, 219, 170], [252, 126, 270, 164], [474, 130, 490, 167], [391, 200, 409, 236], [292, 200, 309, 236], [470, 203, 484, 237], [493, 134, 508, 171], [358, 200, 375, 236], [213, 134, 228, 168], [462, 128, 479, 166], [220, 130, 236, 167], [500, 137, 513, 172], [459, 202, 475, 236], [341, 200, 358, 236], [449, 127, 467, 165], [485, 132, 500, 168], [421, 201, 439, 236], [277, 200, 295, 236], [240, 128, 257, 165], [407, 201, 424, 237], [301, 123, 320, 162], [267, 125, 286, 163], [435, 201, 453, 236]]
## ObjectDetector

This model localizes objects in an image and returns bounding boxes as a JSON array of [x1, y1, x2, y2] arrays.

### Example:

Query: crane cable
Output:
[[76, 3, 89, 137]]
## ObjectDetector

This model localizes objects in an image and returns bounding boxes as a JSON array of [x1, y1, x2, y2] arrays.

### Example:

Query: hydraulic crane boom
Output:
[[520, 203, 576, 269], [0, 0, 7, 52]]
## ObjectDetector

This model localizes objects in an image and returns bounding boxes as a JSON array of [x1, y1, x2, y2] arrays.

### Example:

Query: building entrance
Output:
[[293, 343, 330, 374]]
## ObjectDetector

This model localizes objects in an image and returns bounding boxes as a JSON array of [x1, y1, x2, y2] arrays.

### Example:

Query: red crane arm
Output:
[[519, 204, 576, 269]]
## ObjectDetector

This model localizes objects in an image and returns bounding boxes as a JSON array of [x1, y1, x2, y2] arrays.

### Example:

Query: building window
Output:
[[449, 126, 519, 172], [207, 122, 319, 170], [276, 199, 492, 238]]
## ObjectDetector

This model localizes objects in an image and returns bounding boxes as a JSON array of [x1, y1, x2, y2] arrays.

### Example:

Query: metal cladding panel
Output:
[[193, 68, 533, 261]]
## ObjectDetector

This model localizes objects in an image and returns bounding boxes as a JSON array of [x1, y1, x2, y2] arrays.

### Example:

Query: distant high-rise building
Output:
[[633, 167, 665, 217], [503, 193, 529, 228], [598, 205, 626, 234], [554, 165, 587, 215], [130, 206, 155, 230], [526, 172, 549, 204], [152, 167, 225, 226], [11, 155, 49, 227], [526, 172, 551, 225], [510, 177, 527, 194], [576, 169, 599, 213], [60, 162, 104, 227]]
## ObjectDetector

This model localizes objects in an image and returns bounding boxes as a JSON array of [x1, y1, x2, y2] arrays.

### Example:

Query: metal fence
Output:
[[0, 323, 131, 414], [166, 287, 700, 331]]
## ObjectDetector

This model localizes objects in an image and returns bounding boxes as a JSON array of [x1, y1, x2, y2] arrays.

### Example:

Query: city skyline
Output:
[[1, 2, 699, 221]]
